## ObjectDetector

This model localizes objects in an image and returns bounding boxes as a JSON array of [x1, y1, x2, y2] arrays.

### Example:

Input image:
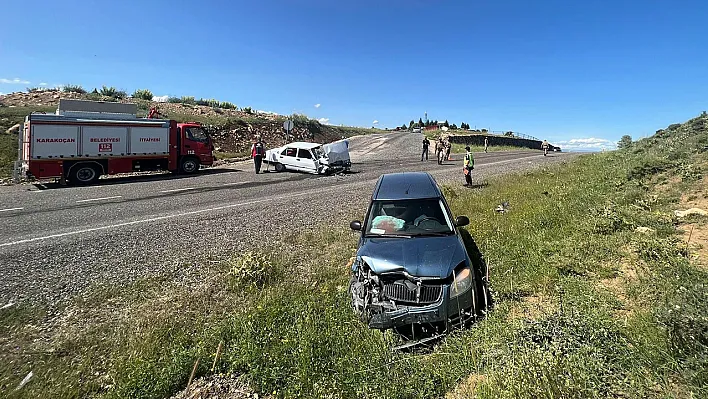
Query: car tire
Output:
[[69, 164, 100, 185], [274, 163, 285, 172], [180, 157, 199, 174]]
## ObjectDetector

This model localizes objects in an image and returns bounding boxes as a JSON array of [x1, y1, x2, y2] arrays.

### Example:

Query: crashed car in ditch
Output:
[[264, 140, 351, 175], [349, 172, 491, 348]]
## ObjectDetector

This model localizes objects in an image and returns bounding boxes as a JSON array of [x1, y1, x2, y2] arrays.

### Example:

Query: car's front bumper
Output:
[[368, 285, 474, 330]]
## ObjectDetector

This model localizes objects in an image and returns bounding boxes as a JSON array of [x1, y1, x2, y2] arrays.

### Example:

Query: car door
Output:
[[278, 147, 299, 170], [295, 148, 318, 173]]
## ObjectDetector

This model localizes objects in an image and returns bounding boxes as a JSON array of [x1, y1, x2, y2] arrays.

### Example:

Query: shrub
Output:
[[132, 89, 153, 101], [220, 101, 236, 109], [99, 85, 118, 97], [63, 84, 86, 94], [180, 96, 196, 105], [167, 97, 181, 103], [242, 106, 253, 114], [228, 251, 273, 288]]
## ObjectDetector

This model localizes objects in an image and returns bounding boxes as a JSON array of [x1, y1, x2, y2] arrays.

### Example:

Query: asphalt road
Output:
[[0, 132, 576, 306]]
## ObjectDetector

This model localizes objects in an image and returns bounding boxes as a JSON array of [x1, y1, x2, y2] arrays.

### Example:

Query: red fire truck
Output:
[[15, 99, 215, 185]]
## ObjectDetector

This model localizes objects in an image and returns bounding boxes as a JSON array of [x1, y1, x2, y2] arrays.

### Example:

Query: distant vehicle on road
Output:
[[348, 172, 491, 349], [264, 140, 351, 174], [14, 99, 215, 185]]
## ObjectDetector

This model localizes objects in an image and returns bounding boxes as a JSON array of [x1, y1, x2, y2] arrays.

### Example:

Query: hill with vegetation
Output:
[[0, 86, 386, 178]]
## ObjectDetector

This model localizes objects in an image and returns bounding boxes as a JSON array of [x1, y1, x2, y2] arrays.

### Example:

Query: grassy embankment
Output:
[[2, 114, 707, 398]]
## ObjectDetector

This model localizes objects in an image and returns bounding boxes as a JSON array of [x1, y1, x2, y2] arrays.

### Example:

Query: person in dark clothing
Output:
[[251, 138, 265, 174], [421, 137, 430, 161]]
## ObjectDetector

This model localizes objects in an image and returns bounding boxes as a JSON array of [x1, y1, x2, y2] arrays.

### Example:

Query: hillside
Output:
[[0, 89, 385, 177]]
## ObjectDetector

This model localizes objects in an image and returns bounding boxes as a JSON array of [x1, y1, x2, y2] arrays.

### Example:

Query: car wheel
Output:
[[275, 163, 285, 172], [70, 164, 100, 185], [180, 157, 199, 174]]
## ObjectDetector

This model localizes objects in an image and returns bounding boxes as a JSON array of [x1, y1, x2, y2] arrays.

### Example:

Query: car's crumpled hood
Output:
[[358, 235, 467, 278]]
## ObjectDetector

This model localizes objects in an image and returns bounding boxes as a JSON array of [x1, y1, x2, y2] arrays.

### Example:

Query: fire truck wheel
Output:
[[70, 164, 100, 185], [180, 157, 200, 174]]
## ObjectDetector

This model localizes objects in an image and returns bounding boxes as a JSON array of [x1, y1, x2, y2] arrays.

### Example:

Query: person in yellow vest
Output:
[[463, 146, 474, 186]]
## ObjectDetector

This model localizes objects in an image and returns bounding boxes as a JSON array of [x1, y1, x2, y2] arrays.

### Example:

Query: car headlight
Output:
[[450, 266, 472, 299]]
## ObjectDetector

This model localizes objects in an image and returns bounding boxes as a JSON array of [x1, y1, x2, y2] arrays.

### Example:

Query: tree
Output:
[[451, 123, 458, 130], [409, 120, 415, 128], [418, 118, 424, 127], [618, 135, 632, 149], [443, 120, 449, 127], [401, 124, 408, 130]]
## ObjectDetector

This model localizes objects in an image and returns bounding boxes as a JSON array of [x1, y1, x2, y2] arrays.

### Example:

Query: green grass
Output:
[[2, 114, 707, 398], [0, 106, 56, 177]]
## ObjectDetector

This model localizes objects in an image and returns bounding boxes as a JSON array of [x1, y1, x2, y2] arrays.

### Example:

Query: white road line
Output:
[[0, 207, 23, 213], [222, 181, 252, 186], [0, 191, 311, 248], [75, 196, 123, 203], [161, 187, 196, 193]]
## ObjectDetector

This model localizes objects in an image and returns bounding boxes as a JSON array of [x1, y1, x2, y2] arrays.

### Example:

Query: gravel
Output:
[[0, 132, 579, 308]]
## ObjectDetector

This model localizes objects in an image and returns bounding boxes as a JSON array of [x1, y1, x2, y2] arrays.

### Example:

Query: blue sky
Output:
[[1, 0, 706, 151]]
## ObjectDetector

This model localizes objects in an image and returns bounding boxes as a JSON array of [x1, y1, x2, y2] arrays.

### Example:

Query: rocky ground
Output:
[[0, 90, 382, 157]]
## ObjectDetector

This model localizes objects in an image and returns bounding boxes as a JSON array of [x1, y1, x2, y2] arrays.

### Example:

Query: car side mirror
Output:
[[455, 216, 470, 227], [350, 220, 362, 231]]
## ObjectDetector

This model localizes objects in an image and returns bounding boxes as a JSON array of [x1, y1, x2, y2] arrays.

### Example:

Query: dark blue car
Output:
[[349, 172, 491, 347]]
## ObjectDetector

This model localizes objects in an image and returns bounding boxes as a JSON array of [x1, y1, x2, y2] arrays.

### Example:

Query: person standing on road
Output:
[[445, 138, 452, 161], [421, 137, 430, 161], [435, 137, 445, 165], [463, 146, 474, 187], [484, 137, 489, 153], [251, 137, 265, 174], [542, 139, 549, 156]]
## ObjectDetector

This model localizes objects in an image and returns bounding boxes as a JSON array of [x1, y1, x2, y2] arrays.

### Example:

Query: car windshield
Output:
[[185, 126, 209, 143], [364, 198, 454, 236]]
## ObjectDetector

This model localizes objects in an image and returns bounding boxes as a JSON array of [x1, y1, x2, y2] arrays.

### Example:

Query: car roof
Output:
[[284, 142, 322, 149], [372, 172, 442, 200]]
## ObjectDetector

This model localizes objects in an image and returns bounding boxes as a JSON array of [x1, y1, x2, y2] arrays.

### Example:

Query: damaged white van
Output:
[[264, 140, 351, 174]]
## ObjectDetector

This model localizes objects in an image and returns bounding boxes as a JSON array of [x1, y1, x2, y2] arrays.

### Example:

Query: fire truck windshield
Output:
[[185, 126, 209, 143]]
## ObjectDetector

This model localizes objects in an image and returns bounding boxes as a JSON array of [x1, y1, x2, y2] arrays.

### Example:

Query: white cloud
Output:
[[317, 117, 331, 125], [39, 82, 48, 86], [153, 95, 169, 103], [372, 120, 379, 125], [0, 78, 31, 84], [555, 137, 617, 152], [0, 92, 4, 96], [314, 103, 321, 108]]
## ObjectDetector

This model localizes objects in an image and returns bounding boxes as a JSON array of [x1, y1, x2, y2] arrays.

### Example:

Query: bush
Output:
[[132, 89, 153, 101], [228, 251, 273, 288], [220, 101, 237, 109], [63, 84, 86, 94], [242, 106, 253, 114], [180, 96, 196, 105], [99, 85, 118, 97], [167, 97, 181, 103]]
